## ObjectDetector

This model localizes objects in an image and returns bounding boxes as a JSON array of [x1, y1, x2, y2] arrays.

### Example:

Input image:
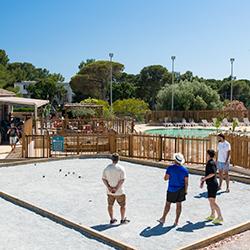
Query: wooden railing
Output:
[[36, 118, 134, 135], [146, 110, 250, 123], [226, 134, 250, 169], [22, 132, 250, 169]]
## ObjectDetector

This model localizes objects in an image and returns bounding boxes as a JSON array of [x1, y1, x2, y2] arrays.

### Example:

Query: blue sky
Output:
[[1, 0, 250, 81]]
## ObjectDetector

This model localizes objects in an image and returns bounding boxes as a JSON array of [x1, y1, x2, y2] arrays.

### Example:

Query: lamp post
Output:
[[109, 53, 114, 112], [171, 56, 176, 110], [230, 58, 235, 101]]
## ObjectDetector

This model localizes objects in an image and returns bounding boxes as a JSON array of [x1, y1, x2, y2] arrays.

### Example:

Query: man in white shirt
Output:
[[102, 153, 130, 224], [216, 133, 231, 192]]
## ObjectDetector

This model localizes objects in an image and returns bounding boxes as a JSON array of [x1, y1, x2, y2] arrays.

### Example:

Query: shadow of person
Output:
[[91, 223, 120, 232], [140, 223, 175, 237], [194, 192, 208, 199], [217, 190, 227, 196], [176, 220, 217, 232]]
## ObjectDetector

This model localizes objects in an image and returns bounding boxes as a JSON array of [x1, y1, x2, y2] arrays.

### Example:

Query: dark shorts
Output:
[[167, 188, 186, 203], [107, 194, 126, 207], [207, 183, 218, 198]]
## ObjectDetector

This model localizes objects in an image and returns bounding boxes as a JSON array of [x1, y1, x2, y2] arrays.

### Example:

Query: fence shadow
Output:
[[140, 223, 175, 237]]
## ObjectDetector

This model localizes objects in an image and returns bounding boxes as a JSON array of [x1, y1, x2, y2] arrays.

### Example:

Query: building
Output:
[[62, 82, 74, 104], [14, 81, 36, 97], [14, 81, 74, 104]]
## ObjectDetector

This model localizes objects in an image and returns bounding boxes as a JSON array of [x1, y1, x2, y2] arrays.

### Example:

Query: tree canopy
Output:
[[157, 80, 223, 110], [70, 60, 124, 102]]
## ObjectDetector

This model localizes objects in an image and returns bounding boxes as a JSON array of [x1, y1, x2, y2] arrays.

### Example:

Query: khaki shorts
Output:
[[107, 194, 126, 207]]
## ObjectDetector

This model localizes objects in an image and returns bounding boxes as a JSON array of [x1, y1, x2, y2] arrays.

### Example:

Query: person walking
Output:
[[216, 133, 231, 192], [158, 153, 189, 226], [7, 123, 19, 152], [200, 149, 223, 225], [102, 153, 130, 224]]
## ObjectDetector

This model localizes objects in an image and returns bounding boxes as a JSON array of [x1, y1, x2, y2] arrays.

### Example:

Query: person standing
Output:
[[102, 153, 130, 224], [7, 123, 19, 152], [216, 133, 231, 192], [200, 149, 223, 225], [158, 153, 189, 226]]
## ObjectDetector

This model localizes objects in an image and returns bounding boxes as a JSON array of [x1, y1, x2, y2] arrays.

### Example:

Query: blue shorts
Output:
[[217, 162, 230, 171]]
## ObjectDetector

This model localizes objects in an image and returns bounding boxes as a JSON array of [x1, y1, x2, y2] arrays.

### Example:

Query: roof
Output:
[[0, 89, 16, 97], [0, 97, 49, 107]]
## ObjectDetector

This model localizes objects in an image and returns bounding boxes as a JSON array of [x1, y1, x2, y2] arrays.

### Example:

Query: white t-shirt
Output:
[[218, 140, 231, 163], [102, 163, 126, 196]]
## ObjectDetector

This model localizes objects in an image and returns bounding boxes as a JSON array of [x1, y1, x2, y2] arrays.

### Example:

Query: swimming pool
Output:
[[145, 128, 217, 137]]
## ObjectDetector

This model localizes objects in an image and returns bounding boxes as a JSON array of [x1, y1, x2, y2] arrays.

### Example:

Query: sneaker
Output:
[[212, 218, 223, 225], [206, 215, 215, 221], [120, 218, 130, 224], [110, 218, 117, 224]]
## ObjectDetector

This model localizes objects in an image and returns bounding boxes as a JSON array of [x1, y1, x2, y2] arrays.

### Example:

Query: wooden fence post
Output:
[[129, 134, 134, 157], [109, 132, 117, 153], [158, 135, 163, 161]]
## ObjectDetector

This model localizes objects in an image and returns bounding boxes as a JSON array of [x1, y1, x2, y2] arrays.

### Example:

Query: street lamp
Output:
[[230, 58, 235, 101], [171, 56, 176, 110], [109, 53, 114, 112]]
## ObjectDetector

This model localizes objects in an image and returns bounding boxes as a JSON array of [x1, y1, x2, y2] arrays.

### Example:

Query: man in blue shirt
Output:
[[158, 153, 189, 226]]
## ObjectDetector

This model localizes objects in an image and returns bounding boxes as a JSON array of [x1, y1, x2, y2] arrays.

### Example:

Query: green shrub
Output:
[[68, 108, 96, 118], [113, 98, 149, 121]]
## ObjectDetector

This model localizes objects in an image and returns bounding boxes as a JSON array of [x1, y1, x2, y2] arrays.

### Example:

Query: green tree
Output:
[[0, 65, 14, 88], [136, 65, 171, 109], [70, 60, 124, 101], [113, 98, 149, 121], [0, 50, 9, 66], [157, 80, 222, 110], [219, 79, 250, 107], [78, 59, 95, 70], [27, 77, 66, 105]]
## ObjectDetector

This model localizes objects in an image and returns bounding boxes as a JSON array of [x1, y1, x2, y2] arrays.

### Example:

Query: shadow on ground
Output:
[[176, 220, 220, 232], [91, 224, 120, 232], [140, 224, 175, 237], [194, 190, 227, 199]]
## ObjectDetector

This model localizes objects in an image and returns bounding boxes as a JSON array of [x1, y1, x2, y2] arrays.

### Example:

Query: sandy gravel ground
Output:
[[0, 196, 114, 250], [0, 158, 250, 250]]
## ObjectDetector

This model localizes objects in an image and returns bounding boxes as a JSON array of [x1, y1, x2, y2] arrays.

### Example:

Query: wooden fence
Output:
[[146, 110, 250, 123], [226, 134, 250, 169], [36, 118, 134, 135], [22, 132, 250, 169]]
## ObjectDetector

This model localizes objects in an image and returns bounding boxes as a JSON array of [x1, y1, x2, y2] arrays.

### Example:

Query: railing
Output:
[[36, 118, 134, 135], [226, 134, 250, 169], [22, 132, 250, 169]]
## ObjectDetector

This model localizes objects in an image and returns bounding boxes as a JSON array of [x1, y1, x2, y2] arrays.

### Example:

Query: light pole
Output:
[[171, 56, 176, 110], [109, 53, 114, 112], [230, 58, 235, 101]]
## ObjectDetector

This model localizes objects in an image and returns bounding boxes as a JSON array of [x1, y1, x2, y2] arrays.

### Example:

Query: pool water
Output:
[[145, 128, 217, 137]]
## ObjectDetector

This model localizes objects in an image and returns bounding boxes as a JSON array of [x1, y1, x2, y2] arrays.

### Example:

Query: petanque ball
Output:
[[43, 175, 45, 178], [59, 169, 62, 172], [65, 174, 67, 177]]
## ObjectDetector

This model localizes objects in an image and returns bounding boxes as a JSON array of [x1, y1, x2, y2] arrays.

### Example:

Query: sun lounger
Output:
[[201, 119, 212, 127], [222, 118, 231, 127], [163, 117, 173, 127], [243, 117, 250, 126]]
